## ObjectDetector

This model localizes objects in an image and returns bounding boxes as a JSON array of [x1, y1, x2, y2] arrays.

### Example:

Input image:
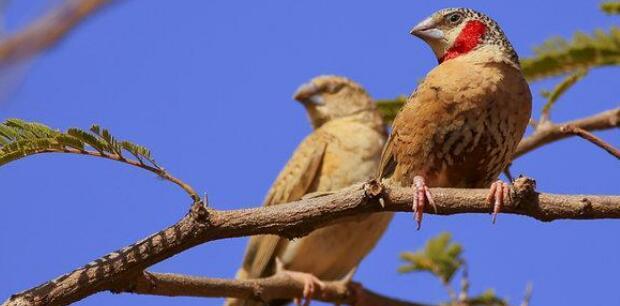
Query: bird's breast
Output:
[[391, 59, 532, 188]]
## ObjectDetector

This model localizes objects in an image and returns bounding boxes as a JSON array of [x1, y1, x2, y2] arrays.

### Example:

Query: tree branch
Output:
[[0, 0, 113, 64], [40, 147, 201, 201], [113, 271, 431, 306], [559, 124, 620, 159], [514, 108, 620, 158], [4, 178, 620, 306]]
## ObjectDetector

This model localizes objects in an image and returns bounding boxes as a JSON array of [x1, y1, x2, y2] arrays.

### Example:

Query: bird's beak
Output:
[[293, 82, 324, 105], [410, 17, 444, 40]]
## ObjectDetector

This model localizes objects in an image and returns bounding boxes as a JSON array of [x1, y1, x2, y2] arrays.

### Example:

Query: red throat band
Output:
[[439, 20, 487, 63]]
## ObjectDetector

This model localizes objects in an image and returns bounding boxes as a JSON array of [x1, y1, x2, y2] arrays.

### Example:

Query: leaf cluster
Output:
[[399, 233, 509, 306], [522, 27, 620, 81], [601, 1, 620, 15], [460, 289, 508, 306], [399, 232, 463, 283], [376, 96, 406, 125], [0, 119, 157, 169]]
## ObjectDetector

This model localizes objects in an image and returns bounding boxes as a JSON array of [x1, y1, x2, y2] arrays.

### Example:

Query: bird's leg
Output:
[[412, 176, 436, 230], [486, 180, 513, 223], [275, 258, 324, 306], [285, 271, 325, 306]]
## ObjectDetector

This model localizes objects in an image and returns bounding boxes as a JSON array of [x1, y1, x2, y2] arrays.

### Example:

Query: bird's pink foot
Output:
[[412, 176, 436, 230], [486, 180, 513, 223], [282, 270, 325, 306]]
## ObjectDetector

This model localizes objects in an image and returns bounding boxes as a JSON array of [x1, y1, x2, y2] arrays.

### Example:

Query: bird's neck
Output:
[[447, 44, 520, 69], [344, 109, 386, 134], [438, 20, 520, 68], [439, 20, 487, 64]]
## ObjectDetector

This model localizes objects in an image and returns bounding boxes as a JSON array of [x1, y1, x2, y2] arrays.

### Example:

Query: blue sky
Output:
[[1, 1, 618, 305]]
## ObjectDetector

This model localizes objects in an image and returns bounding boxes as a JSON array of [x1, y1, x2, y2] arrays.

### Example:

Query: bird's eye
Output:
[[448, 13, 462, 24]]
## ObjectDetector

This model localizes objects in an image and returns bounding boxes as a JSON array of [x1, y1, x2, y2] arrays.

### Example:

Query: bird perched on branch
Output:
[[226, 76, 392, 306], [378, 8, 532, 229]]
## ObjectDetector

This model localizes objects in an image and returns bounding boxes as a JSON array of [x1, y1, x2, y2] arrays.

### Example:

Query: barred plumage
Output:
[[380, 8, 532, 228]]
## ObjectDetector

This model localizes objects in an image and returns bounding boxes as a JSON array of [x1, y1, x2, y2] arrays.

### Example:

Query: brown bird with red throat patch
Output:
[[378, 8, 532, 229]]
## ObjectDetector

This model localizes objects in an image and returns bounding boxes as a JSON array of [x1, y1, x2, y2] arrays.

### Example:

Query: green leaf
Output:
[[601, 1, 620, 15], [67, 128, 107, 153], [121, 140, 158, 166], [522, 27, 620, 81], [399, 232, 463, 283], [0, 119, 157, 169], [462, 289, 508, 306], [377, 96, 406, 125]]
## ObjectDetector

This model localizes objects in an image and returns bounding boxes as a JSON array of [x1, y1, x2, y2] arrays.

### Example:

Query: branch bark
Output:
[[114, 271, 431, 306], [4, 178, 620, 306], [0, 0, 113, 64], [514, 108, 620, 159], [560, 124, 620, 159]]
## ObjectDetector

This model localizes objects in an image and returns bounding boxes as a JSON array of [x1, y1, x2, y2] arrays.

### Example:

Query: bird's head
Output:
[[293, 75, 376, 129], [410, 8, 518, 65]]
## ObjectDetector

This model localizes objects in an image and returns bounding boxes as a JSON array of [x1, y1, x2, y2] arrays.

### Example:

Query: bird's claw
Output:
[[412, 176, 435, 230], [281, 270, 324, 306], [486, 180, 513, 223]]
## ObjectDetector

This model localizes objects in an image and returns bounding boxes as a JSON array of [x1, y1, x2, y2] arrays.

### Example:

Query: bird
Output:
[[378, 8, 532, 229], [226, 75, 393, 306]]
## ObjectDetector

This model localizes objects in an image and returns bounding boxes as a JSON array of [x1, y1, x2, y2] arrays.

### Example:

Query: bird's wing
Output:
[[262, 133, 328, 206], [238, 132, 328, 279], [377, 129, 397, 180]]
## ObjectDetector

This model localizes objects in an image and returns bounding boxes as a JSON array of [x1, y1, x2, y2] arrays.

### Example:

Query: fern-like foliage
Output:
[[376, 96, 406, 125], [522, 27, 620, 80], [0, 119, 158, 169], [601, 1, 620, 15], [399, 232, 463, 283]]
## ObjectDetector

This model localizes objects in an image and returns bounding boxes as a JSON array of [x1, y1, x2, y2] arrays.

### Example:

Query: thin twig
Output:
[[539, 69, 588, 123], [441, 280, 458, 303], [0, 0, 114, 64], [560, 124, 620, 159], [458, 262, 470, 302], [41, 147, 201, 202], [514, 108, 620, 159], [520, 283, 533, 306]]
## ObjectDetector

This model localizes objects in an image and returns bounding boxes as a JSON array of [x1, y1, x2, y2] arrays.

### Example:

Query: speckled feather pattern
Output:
[[380, 48, 532, 189], [438, 8, 520, 66]]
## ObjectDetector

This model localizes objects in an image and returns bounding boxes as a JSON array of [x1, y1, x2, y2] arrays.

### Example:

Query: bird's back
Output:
[[227, 115, 391, 306]]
